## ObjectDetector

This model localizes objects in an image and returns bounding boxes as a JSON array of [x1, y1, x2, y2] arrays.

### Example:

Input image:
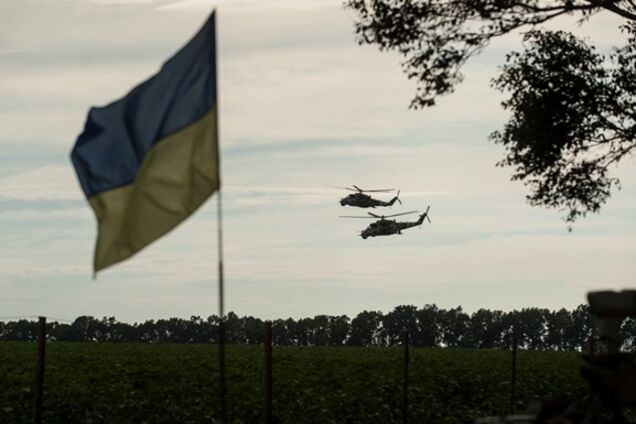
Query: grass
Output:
[[0, 342, 586, 423]]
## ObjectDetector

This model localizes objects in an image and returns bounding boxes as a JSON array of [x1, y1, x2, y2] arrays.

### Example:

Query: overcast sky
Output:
[[1, 0, 634, 323]]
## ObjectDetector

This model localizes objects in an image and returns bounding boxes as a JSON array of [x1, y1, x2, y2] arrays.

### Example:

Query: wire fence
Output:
[[6, 316, 522, 424]]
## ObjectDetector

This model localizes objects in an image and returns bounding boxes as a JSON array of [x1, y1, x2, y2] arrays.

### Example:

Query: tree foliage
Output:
[[3, 303, 632, 351], [492, 27, 636, 222], [345, 0, 636, 223]]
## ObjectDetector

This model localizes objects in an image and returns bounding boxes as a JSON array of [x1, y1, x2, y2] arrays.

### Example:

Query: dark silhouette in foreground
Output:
[[477, 290, 636, 424]]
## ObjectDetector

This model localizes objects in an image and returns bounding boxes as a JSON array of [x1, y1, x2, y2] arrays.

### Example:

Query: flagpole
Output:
[[212, 10, 227, 422], [217, 190, 226, 422]]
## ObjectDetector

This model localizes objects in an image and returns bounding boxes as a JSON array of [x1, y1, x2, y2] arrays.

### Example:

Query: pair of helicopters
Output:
[[327, 185, 431, 239]]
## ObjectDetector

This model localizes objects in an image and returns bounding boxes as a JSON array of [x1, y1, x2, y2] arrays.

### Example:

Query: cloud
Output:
[[0, 166, 82, 201], [0, 1, 634, 322]]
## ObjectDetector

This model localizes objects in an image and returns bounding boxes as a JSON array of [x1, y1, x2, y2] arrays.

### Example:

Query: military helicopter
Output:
[[326, 185, 402, 208], [341, 206, 432, 239]]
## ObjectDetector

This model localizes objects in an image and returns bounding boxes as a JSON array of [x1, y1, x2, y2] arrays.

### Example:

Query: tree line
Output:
[[2, 304, 636, 351]]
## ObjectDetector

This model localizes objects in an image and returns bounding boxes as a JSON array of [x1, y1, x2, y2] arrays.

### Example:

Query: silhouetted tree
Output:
[[345, 1, 636, 223], [469, 309, 505, 349], [137, 319, 158, 343], [1, 319, 37, 341], [622, 317, 636, 351], [545, 308, 573, 351], [383, 305, 418, 346], [329, 315, 351, 346], [414, 304, 441, 347], [349, 310, 384, 347], [243, 316, 264, 345], [440, 306, 470, 347], [66, 316, 100, 341], [296, 317, 314, 346], [313, 315, 331, 346], [491, 29, 636, 223], [568, 304, 595, 350], [272, 319, 290, 345], [0, 304, 604, 349], [514, 308, 549, 350], [222, 312, 243, 344]]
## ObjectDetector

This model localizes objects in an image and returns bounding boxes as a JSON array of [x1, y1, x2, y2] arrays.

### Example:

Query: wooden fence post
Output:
[[217, 316, 227, 423], [509, 335, 517, 416], [402, 331, 409, 424], [33, 316, 46, 424], [264, 321, 272, 424]]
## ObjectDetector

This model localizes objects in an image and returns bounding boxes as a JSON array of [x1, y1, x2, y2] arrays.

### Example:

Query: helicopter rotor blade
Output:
[[396, 190, 402, 205], [324, 184, 394, 193], [350, 184, 395, 193], [324, 184, 358, 192], [339, 215, 375, 219], [383, 210, 419, 218], [367, 212, 383, 218]]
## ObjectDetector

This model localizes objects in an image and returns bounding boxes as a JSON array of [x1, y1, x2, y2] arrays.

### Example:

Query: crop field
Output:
[[1, 342, 587, 423]]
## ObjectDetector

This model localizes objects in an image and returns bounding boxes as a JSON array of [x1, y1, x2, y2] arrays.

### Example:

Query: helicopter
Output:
[[326, 185, 402, 208], [341, 206, 432, 239]]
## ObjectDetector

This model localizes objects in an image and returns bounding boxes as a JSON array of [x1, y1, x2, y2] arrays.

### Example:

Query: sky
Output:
[[1, 0, 635, 323]]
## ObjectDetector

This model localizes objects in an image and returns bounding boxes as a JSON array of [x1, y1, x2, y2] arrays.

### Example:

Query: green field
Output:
[[0, 342, 587, 423]]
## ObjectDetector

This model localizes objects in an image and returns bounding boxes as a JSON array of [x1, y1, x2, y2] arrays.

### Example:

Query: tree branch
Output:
[[586, 0, 636, 20]]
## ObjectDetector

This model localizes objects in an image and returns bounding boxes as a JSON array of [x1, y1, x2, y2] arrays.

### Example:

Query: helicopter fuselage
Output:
[[340, 193, 398, 208], [360, 215, 427, 239]]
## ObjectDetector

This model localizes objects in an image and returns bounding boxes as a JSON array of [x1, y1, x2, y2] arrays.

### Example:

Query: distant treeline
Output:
[[2, 305, 636, 350]]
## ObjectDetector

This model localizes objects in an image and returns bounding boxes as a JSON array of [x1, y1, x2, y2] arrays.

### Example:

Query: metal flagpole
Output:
[[217, 190, 226, 421], [212, 10, 227, 422]]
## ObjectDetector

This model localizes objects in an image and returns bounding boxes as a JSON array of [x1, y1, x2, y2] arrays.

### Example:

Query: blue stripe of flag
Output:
[[71, 13, 216, 198]]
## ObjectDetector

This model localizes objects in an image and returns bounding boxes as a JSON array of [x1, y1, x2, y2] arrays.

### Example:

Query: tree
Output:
[[621, 317, 636, 351], [345, 1, 636, 223], [383, 305, 419, 345], [439, 306, 470, 347], [295, 317, 314, 346], [545, 308, 573, 350], [349, 310, 384, 346], [328, 315, 351, 346], [567, 304, 594, 350], [242, 316, 264, 344], [513, 308, 549, 350], [312, 315, 331, 346], [469, 309, 505, 349], [414, 304, 441, 347], [272, 319, 290, 345]]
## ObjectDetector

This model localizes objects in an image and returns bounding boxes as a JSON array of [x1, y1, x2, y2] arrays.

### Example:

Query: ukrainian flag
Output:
[[71, 13, 219, 273]]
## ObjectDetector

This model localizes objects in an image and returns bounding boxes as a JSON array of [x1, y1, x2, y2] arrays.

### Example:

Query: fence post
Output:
[[33, 316, 46, 424], [217, 317, 227, 423], [509, 335, 517, 415], [402, 331, 409, 424], [264, 321, 272, 424]]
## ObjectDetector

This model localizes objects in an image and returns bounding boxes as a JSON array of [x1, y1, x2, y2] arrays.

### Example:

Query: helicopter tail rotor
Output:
[[386, 190, 402, 207], [422, 206, 431, 224]]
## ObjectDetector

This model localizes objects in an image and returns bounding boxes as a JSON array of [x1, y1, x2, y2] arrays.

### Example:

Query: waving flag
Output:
[[71, 13, 219, 273]]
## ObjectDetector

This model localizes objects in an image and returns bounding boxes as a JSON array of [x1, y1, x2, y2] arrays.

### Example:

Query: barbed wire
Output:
[[0, 315, 74, 323]]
